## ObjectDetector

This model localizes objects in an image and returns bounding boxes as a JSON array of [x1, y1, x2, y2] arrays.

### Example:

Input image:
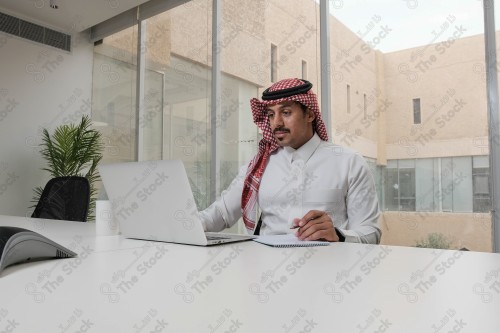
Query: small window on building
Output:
[[413, 98, 421, 124], [271, 44, 278, 82], [301, 60, 307, 80], [363, 93, 367, 119], [347, 84, 351, 114]]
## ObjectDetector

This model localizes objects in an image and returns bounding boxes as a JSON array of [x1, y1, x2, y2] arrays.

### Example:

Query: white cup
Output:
[[95, 200, 119, 236]]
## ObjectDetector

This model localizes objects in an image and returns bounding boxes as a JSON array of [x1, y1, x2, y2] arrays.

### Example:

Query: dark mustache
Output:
[[274, 127, 290, 134]]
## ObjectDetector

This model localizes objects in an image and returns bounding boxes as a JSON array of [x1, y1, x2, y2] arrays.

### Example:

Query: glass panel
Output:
[[386, 159, 397, 168], [92, 26, 138, 164], [398, 159, 415, 169], [473, 155, 490, 212], [452, 156, 473, 212], [142, 69, 163, 161], [384, 165, 399, 211], [143, 1, 212, 209], [399, 161, 415, 211], [330, 1, 490, 251], [441, 157, 453, 212], [219, 74, 258, 192], [416, 158, 435, 211], [473, 155, 489, 168], [366, 158, 383, 210]]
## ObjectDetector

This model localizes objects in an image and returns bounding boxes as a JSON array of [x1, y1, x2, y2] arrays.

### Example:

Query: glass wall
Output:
[[92, 26, 138, 163], [218, 0, 321, 232], [91, 0, 496, 251], [330, 0, 491, 251], [143, 2, 212, 209]]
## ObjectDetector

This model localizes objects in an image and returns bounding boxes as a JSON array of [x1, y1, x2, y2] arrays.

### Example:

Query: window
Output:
[[271, 44, 277, 83], [347, 84, 351, 114], [384, 160, 400, 211], [413, 98, 421, 124], [384, 160, 415, 211], [415, 158, 438, 212], [398, 159, 416, 211], [92, 25, 138, 163], [329, 0, 489, 250], [89, 0, 493, 251], [473, 156, 491, 212], [385, 156, 486, 213]]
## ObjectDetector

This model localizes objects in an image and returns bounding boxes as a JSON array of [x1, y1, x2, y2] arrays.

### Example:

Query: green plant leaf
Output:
[[32, 115, 104, 220]]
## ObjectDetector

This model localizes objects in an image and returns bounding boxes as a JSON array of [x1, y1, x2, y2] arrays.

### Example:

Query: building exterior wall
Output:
[[383, 34, 488, 160], [381, 211, 492, 252]]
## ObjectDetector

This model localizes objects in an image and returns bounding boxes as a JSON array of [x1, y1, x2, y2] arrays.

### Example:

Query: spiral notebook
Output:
[[253, 234, 330, 248]]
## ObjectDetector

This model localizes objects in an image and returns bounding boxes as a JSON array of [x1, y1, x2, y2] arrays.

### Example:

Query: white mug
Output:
[[95, 200, 119, 236]]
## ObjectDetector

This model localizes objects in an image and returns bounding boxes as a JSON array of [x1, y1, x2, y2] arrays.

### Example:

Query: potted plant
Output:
[[32, 115, 104, 220]]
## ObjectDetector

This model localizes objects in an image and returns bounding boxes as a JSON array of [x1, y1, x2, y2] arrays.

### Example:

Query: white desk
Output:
[[1, 215, 500, 332]]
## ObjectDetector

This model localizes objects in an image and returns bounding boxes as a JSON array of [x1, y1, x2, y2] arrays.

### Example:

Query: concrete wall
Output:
[[380, 211, 492, 252], [329, 16, 380, 159], [383, 34, 488, 160]]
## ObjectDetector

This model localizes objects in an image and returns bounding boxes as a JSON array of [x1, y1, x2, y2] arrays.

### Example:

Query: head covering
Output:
[[241, 78, 329, 233]]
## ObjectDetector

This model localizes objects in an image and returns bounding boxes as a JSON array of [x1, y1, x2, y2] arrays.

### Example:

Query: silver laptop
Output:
[[98, 159, 255, 246]]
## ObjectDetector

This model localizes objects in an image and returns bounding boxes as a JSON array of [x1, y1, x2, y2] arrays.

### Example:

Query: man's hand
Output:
[[292, 210, 339, 242]]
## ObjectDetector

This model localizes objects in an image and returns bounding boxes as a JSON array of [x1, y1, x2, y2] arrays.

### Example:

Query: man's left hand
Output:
[[293, 210, 339, 242]]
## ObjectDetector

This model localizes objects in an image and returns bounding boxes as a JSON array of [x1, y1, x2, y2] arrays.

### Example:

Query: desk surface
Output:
[[1, 215, 500, 333]]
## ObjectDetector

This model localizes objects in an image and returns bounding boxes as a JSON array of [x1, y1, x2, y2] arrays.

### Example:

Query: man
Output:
[[199, 78, 381, 243]]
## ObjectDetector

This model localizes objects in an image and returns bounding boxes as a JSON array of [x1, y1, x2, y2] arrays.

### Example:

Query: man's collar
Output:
[[283, 133, 321, 164]]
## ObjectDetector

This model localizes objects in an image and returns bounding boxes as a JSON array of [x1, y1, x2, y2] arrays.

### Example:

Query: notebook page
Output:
[[253, 234, 330, 247]]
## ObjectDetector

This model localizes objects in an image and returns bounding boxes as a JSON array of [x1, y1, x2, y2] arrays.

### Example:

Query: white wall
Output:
[[0, 31, 94, 217]]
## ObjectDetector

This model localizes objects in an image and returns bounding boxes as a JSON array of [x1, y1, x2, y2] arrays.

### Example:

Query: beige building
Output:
[[92, 0, 492, 251]]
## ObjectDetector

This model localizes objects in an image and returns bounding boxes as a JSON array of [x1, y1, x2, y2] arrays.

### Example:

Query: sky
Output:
[[329, 0, 493, 52]]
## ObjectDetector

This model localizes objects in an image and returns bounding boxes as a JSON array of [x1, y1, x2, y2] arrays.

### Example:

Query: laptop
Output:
[[98, 159, 255, 246]]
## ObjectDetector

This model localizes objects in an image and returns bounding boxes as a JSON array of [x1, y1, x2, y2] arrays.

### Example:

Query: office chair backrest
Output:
[[32, 176, 90, 222]]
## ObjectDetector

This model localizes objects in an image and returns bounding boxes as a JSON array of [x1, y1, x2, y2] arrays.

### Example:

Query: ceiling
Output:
[[0, 0, 151, 34]]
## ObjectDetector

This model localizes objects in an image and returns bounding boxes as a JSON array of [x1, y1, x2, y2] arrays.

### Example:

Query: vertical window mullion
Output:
[[136, 19, 146, 161]]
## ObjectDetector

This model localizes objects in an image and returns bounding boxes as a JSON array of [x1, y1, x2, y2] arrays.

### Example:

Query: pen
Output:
[[290, 215, 320, 229]]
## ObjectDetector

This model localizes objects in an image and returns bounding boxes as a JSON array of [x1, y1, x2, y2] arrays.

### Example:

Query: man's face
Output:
[[266, 101, 315, 149]]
